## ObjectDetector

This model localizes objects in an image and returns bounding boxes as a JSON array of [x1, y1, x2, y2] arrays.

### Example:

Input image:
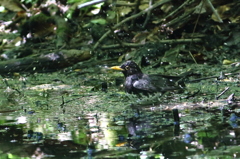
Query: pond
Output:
[[0, 64, 239, 159]]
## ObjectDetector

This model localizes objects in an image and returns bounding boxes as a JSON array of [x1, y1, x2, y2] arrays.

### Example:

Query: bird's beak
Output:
[[110, 66, 124, 71]]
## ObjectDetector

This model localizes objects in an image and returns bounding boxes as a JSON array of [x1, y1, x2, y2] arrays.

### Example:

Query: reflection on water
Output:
[[1, 103, 240, 159]]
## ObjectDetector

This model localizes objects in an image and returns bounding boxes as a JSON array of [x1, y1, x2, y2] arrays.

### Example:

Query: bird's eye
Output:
[[125, 66, 129, 70]]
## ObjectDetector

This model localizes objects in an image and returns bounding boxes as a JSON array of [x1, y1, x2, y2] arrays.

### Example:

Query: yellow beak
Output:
[[110, 66, 124, 71]]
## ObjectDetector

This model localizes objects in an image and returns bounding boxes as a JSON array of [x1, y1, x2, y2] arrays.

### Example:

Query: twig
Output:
[[115, 1, 147, 6], [204, 0, 223, 23], [101, 38, 202, 49], [77, 0, 106, 9], [164, 0, 192, 20], [142, 0, 153, 28], [216, 87, 229, 100], [165, 8, 195, 27], [93, 0, 172, 50], [60, 96, 65, 108], [187, 75, 219, 83], [187, 72, 240, 83], [154, 0, 193, 25]]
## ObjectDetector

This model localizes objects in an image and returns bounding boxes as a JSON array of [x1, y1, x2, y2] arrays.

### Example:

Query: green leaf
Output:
[[91, 18, 107, 25]]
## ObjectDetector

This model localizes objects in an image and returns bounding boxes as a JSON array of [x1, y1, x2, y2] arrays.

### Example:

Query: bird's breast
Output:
[[124, 76, 135, 93]]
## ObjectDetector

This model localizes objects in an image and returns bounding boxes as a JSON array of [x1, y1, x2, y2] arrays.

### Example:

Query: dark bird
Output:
[[111, 61, 185, 94]]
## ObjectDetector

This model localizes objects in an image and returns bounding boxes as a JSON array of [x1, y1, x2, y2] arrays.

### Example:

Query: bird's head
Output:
[[111, 61, 143, 77]]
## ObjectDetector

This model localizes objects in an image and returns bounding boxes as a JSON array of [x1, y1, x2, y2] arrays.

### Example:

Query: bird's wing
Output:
[[133, 79, 158, 92], [133, 74, 183, 92], [149, 74, 184, 91], [132, 75, 158, 92]]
